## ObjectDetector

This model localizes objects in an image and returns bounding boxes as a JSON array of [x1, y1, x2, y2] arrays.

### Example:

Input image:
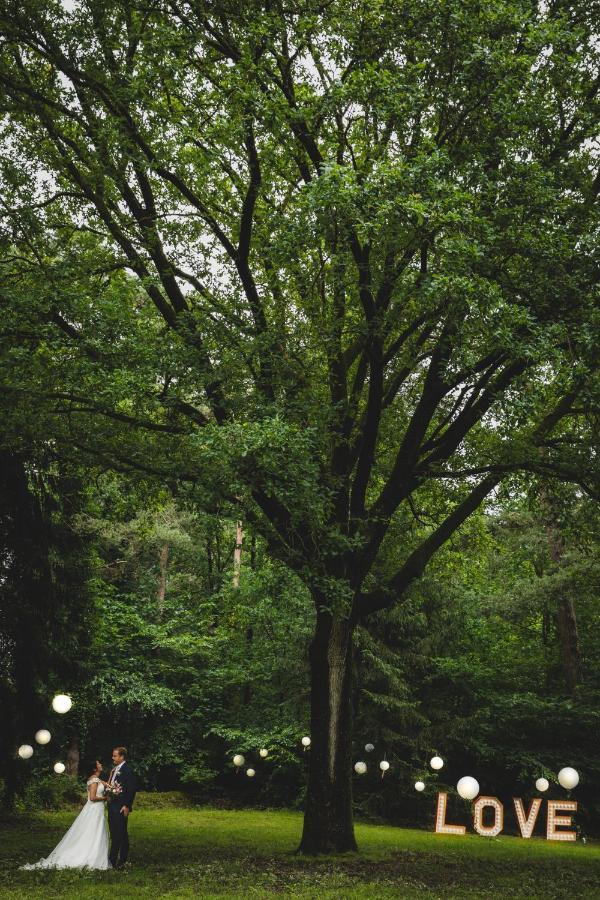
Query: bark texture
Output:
[[299, 610, 357, 853]]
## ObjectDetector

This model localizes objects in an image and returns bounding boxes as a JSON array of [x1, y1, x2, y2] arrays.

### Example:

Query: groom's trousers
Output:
[[108, 803, 129, 867]]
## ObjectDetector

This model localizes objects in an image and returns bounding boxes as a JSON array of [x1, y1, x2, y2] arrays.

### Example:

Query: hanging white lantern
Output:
[[430, 756, 444, 770], [365, 743, 375, 753], [35, 729, 51, 745], [301, 736, 311, 749], [457, 776, 479, 800], [354, 761, 367, 775], [246, 768, 256, 778], [558, 767, 579, 790], [18, 744, 33, 760], [415, 781, 426, 792], [259, 748, 268, 758], [53, 762, 66, 774], [52, 694, 72, 714], [535, 777, 550, 792], [233, 754, 245, 767]]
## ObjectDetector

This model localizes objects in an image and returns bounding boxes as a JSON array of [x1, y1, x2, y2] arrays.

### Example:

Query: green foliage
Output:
[[18, 776, 84, 813]]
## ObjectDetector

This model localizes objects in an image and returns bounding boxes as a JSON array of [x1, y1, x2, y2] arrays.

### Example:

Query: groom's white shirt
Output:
[[110, 761, 125, 784]]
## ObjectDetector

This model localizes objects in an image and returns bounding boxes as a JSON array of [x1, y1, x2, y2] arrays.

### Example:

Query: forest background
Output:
[[1, 0, 600, 848]]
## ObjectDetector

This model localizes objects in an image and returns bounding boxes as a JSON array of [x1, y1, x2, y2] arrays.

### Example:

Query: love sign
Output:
[[435, 792, 578, 841]]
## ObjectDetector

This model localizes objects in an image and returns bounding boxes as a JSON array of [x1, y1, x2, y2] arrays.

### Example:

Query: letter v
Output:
[[513, 797, 542, 838]]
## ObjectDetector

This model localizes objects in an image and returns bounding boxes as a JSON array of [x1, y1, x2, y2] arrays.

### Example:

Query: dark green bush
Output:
[[18, 776, 84, 811]]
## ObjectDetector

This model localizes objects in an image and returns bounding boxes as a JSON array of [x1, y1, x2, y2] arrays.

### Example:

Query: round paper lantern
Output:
[[379, 760, 390, 772], [18, 744, 33, 760], [52, 694, 72, 714], [535, 777, 550, 792], [457, 776, 479, 800], [53, 762, 66, 774], [430, 756, 444, 770], [365, 743, 375, 752], [246, 768, 255, 778], [301, 736, 311, 748], [415, 781, 425, 792], [558, 767, 579, 790], [233, 754, 245, 767], [354, 761, 367, 775], [259, 748, 268, 758], [35, 729, 51, 745]]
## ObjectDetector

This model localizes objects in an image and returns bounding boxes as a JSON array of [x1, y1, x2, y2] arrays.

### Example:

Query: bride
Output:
[[21, 758, 111, 870]]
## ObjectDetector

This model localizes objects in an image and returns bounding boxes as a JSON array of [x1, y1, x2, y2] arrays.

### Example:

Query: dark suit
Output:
[[108, 761, 137, 868]]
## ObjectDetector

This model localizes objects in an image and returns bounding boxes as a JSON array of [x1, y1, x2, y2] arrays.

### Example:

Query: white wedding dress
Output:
[[21, 777, 111, 870]]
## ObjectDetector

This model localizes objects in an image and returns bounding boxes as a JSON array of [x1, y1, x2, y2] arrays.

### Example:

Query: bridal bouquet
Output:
[[105, 782, 123, 801]]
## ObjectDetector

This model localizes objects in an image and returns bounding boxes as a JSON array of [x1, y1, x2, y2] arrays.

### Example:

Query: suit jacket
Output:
[[109, 761, 137, 810]]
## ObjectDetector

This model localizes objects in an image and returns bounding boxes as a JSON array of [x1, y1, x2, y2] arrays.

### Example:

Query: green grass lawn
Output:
[[1, 803, 599, 899]]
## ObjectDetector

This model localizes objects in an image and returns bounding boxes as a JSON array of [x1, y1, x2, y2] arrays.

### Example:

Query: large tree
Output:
[[1, 0, 599, 851]]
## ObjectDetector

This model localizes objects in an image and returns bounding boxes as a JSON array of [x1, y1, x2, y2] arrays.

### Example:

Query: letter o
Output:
[[473, 796, 504, 837]]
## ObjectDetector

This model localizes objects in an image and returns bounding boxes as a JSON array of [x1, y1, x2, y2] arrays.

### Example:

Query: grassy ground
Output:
[[1, 804, 599, 899]]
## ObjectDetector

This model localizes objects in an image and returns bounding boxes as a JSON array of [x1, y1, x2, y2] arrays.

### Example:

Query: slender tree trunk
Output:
[[157, 542, 169, 618], [233, 520, 243, 587], [546, 523, 582, 695], [206, 537, 214, 591], [65, 737, 80, 777], [299, 608, 357, 854], [556, 593, 581, 694]]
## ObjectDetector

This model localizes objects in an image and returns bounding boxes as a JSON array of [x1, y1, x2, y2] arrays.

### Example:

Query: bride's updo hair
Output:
[[81, 758, 100, 779]]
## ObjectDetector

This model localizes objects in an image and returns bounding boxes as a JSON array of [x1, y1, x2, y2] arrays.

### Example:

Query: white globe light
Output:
[[354, 761, 367, 775], [457, 776, 479, 800], [233, 754, 245, 767], [415, 781, 426, 792], [379, 760, 390, 772], [246, 768, 255, 778], [259, 748, 268, 758], [53, 762, 66, 774], [365, 743, 375, 752], [301, 736, 311, 747], [18, 744, 34, 760], [52, 694, 72, 714], [35, 729, 51, 745], [558, 767, 579, 790], [430, 756, 444, 770], [535, 777, 550, 792]]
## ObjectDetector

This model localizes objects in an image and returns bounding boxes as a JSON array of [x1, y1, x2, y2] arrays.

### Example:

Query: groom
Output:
[[108, 746, 137, 869]]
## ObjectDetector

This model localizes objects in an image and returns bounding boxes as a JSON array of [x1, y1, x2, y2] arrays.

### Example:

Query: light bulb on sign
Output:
[[415, 781, 425, 792], [18, 744, 33, 759], [35, 729, 51, 745], [535, 777, 549, 792], [354, 761, 367, 775], [52, 694, 72, 714], [430, 756, 444, 770], [53, 762, 66, 774], [456, 776, 479, 800], [558, 767, 579, 790]]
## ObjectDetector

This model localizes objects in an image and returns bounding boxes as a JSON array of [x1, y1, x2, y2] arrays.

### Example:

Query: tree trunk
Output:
[[157, 542, 169, 618], [546, 523, 582, 695], [65, 737, 80, 777], [299, 609, 357, 854], [556, 593, 581, 694], [233, 520, 243, 587]]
